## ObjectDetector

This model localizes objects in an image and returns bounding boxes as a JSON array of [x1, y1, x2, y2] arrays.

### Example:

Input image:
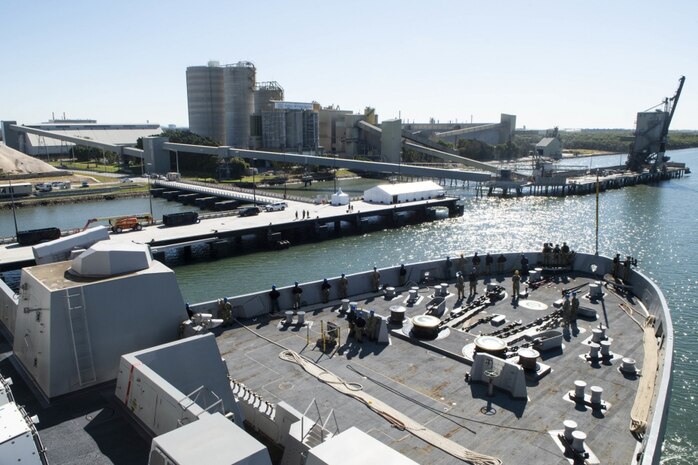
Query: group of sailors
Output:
[[541, 242, 574, 267], [561, 291, 580, 328], [267, 272, 351, 314], [269, 244, 581, 315], [452, 252, 510, 278]]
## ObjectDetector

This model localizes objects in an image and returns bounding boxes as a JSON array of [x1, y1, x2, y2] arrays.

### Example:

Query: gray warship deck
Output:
[[219, 270, 655, 465], [0, 267, 660, 465]]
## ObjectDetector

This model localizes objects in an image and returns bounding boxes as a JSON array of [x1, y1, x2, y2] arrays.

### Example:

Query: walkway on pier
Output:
[[155, 180, 295, 205]]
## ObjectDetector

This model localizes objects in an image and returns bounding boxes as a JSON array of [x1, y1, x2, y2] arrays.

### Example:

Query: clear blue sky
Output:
[[2, 0, 696, 130]]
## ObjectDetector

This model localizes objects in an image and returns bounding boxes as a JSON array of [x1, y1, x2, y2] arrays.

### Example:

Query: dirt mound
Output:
[[0, 143, 58, 175]]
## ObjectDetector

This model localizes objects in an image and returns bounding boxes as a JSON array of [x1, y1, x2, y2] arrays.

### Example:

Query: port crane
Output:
[[626, 76, 685, 172]]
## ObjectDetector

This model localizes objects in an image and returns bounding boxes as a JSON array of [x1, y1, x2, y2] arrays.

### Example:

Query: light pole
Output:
[[146, 162, 154, 223], [283, 152, 287, 199], [333, 155, 337, 193], [252, 158, 257, 206], [8, 177, 19, 237]]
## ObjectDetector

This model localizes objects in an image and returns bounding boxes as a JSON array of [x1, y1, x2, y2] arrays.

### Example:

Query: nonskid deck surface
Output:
[[0, 340, 150, 465], [219, 270, 649, 465]]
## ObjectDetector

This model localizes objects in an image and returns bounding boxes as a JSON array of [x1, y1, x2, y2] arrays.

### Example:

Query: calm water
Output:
[[1, 150, 696, 463]]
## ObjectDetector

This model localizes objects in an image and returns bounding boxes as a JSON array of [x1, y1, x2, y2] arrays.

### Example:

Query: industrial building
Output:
[[186, 61, 256, 147], [186, 61, 320, 153], [10, 120, 161, 157], [403, 113, 516, 146], [185, 62, 226, 144], [535, 137, 563, 159], [260, 101, 319, 153]]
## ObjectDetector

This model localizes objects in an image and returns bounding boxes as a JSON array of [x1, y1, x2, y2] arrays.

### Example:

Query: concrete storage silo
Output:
[[224, 61, 256, 148], [186, 61, 225, 144]]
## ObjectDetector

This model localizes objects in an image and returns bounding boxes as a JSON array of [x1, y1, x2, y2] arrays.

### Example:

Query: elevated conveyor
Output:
[[357, 120, 500, 173]]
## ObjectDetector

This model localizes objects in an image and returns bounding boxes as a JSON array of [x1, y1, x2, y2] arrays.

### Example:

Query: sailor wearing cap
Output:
[[456, 271, 465, 300], [269, 285, 281, 314], [339, 273, 348, 298], [372, 267, 381, 292], [292, 282, 303, 309], [512, 270, 521, 299], [399, 264, 407, 286], [469, 267, 478, 296], [571, 291, 579, 323], [321, 278, 331, 304]]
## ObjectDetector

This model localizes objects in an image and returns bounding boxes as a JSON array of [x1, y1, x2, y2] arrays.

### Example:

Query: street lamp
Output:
[[146, 162, 154, 223], [8, 177, 19, 237], [333, 155, 337, 193], [252, 158, 257, 206], [283, 153, 287, 199]]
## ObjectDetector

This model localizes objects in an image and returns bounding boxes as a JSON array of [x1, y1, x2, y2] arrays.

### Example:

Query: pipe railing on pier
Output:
[[169, 179, 310, 204]]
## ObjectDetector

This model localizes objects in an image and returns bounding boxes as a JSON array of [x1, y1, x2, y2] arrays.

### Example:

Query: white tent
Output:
[[363, 181, 445, 204], [330, 188, 350, 206]]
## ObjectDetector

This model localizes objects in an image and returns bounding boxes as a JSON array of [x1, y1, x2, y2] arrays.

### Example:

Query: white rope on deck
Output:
[[279, 349, 502, 465], [630, 315, 658, 435], [616, 296, 659, 435]]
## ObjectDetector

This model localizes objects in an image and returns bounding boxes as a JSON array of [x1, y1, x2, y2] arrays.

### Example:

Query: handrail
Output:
[[301, 398, 325, 443], [322, 408, 341, 438]]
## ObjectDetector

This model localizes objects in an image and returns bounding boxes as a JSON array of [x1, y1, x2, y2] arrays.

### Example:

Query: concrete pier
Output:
[[0, 197, 458, 271]]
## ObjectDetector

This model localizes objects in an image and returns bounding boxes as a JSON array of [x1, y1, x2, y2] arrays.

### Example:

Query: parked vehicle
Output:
[[0, 182, 32, 198], [238, 206, 261, 217], [109, 215, 152, 233], [81, 181, 89, 188], [35, 183, 52, 193], [162, 211, 199, 227], [16, 227, 61, 246], [265, 202, 288, 212]]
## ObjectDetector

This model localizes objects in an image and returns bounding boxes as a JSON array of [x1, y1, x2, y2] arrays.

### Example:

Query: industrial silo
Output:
[[186, 61, 225, 144], [223, 61, 256, 148]]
